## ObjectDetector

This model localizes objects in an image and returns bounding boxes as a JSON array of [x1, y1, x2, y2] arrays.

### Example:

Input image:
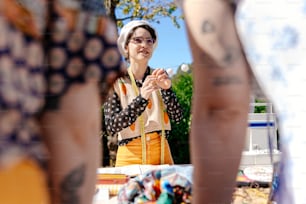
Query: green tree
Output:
[[168, 65, 193, 164], [104, 0, 182, 28]]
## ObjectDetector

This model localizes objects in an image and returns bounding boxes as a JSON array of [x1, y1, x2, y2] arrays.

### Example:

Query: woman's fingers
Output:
[[152, 68, 167, 76], [157, 74, 168, 81], [141, 86, 156, 99], [143, 76, 157, 86], [142, 71, 171, 91]]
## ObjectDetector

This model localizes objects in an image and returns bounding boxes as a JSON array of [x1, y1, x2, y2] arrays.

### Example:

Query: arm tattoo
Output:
[[213, 75, 243, 86], [201, 20, 215, 33], [200, 20, 241, 67], [60, 164, 86, 204], [197, 46, 241, 70], [221, 46, 240, 66]]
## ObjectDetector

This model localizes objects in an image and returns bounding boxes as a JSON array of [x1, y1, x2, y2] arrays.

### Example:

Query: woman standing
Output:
[[104, 20, 183, 167]]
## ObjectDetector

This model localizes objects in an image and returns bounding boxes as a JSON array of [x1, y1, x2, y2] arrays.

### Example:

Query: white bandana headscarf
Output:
[[117, 20, 158, 58]]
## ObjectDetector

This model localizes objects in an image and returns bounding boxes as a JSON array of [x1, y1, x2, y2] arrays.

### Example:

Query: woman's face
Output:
[[126, 27, 155, 63]]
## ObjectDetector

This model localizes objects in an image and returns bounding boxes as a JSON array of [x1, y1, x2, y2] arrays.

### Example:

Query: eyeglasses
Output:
[[129, 37, 155, 46]]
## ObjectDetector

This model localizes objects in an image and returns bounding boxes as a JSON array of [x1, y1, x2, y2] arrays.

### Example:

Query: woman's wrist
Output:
[[136, 94, 148, 104]]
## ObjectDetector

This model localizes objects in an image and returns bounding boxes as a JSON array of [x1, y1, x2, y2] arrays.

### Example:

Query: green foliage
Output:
[[168, 69, 193, 164], [104, 0, 183, 29], [254, 99, 267, 113]]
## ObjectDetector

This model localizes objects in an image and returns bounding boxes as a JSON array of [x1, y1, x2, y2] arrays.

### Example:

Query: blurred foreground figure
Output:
[[181, 0, 306, 203], [0, 0, 124, 203]]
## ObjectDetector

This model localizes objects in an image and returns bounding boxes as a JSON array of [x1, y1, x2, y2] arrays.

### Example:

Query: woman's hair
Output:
[[125, 24, 157, 47]]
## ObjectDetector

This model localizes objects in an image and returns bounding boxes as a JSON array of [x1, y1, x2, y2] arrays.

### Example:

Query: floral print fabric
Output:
[[117, 165, 193, 204]]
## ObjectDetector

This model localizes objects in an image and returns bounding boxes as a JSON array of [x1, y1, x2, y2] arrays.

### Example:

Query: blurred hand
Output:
[[151, 68, 171, 90], [140, 75, 159, 99]]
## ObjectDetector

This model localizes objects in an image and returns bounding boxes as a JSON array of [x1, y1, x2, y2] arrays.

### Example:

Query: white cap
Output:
[[117, 20, 158, 58]]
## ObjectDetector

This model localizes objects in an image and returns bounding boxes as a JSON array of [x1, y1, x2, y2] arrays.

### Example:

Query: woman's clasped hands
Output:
[[140, 68, 171, 99]]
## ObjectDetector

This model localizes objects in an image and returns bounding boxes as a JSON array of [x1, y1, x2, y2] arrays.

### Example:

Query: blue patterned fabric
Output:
[[0, 17, 48, 167], [81, 0, 107, 15], [45, 6, 123, 109], [236, 1, 306, 203]]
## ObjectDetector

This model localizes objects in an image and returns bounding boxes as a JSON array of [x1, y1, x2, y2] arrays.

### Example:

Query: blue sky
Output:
[[149, 17, 192, 74]]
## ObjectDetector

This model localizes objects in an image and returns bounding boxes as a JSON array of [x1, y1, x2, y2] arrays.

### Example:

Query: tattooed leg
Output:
[[41, 83, 101, 204], [184, 0, 245, 70], [182, 0, 251, 203], [60, 164, 85, 204]]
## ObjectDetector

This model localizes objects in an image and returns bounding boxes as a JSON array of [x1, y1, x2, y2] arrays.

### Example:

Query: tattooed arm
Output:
[[41, 83, 101, 204], [182, 0, 251, 203]]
